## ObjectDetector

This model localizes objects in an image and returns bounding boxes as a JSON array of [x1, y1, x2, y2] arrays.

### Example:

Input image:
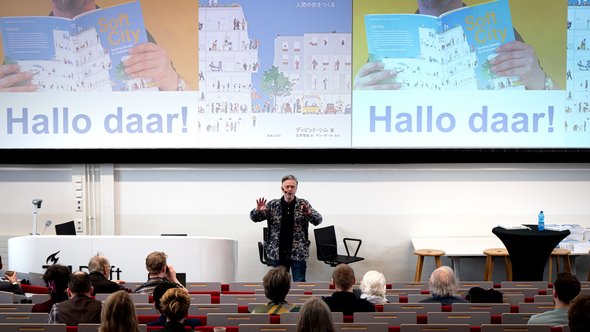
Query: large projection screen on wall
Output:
[[0, 0, 588, 163]]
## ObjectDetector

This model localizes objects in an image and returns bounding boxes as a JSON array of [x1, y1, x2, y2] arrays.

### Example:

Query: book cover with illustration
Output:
[[0, 0, 156, 92], [364, 0, 522, 90]]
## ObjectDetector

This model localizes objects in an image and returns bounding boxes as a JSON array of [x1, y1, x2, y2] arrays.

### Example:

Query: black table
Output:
[[492, 225, 570, 281]]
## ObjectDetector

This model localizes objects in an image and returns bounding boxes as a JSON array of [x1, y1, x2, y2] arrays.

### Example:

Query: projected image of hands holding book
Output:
[[355, 0, 557, 91], [0, 0, 190, 92]]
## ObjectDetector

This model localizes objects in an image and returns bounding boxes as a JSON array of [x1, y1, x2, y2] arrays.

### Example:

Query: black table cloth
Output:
[[492, 225, 570, 281]]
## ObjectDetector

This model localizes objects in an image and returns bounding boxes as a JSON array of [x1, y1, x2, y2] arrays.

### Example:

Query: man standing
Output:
[[250, 174, 322, 282], [528, 272, 581, 326]]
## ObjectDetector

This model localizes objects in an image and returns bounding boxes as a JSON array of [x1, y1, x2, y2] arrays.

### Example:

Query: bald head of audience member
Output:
[[68, 271, 94, 298]]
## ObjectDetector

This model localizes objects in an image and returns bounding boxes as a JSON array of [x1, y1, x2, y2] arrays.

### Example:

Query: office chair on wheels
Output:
[[314, 225, 364, 267]]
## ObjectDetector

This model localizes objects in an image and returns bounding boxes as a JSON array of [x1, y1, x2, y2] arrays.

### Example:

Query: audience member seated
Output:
[[32, 264, 70, 313], [297, 297, 335, 332], [528, 272, 581, 326], [359, 270, 389, 305], [88, 254, 130, 295], [134, 251, 185, 295], [252, 266, 301, 314], [99, 290, 141, 332], [159, 287, 192, 332], [419, 266, 468, 305], [48, 271, 102, 326], [0, 255, 24, 295], [322, 263, 375, 315], [147, 281, 201, 328], [569, 294, 590, 332]]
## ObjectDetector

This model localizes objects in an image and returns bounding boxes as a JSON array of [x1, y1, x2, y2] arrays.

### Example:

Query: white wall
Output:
[[1, 163, 589, 283]]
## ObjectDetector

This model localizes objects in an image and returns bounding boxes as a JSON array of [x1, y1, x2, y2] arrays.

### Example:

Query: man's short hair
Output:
[[332, 264, 355, 290], [263, 266, 291, 303], [554, 272, 581, 304], [429, 266, 458, 297], [281, 174, 298, 185], [145, 251, 167, 275], [68, 271, 92, 294]]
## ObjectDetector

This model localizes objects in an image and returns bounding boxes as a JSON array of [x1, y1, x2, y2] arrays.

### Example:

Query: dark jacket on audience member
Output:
[[419, 295, 468, 305], [52, 294, 102, 326], [323, 291, 375, 316], [160, 321, 188, 332], [88, 271, 122, 295]]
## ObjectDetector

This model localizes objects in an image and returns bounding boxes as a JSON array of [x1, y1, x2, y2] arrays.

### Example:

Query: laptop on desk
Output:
[[55, 221, 76, 235]]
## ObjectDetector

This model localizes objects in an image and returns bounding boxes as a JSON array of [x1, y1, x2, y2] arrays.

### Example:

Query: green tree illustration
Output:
[[261, 65, 294, 109]]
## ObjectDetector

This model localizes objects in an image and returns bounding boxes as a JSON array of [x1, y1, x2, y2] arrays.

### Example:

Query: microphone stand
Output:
[[31, 204, 38, 235]]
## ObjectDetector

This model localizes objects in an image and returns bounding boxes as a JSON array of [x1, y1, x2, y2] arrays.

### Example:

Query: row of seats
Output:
[[0, 322, 569, 332], [0, 303, 564, 323]]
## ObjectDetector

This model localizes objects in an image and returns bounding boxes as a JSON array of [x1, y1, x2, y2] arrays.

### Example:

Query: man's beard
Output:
[[52, 0, 92, 16]]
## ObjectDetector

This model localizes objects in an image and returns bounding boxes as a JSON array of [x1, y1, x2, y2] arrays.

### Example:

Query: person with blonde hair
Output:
[[99, 290, 141, 332], [134, 251, 184, 295], [159, 287, 191, 332], [297, 297, 335, 332], [359, 270, 388, 305]]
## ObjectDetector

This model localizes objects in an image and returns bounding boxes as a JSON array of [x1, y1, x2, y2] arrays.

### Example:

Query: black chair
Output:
[[314, 225, 363, 267], [258, 227, 272, 266]]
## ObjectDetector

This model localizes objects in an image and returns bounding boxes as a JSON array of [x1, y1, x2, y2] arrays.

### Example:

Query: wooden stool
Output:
[[413, 249, 445, 281], [483, 248, 512, 281], [548, 248, 571, 282]]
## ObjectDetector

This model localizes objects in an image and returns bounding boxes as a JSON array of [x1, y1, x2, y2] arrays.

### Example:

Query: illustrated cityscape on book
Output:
[[364, 0, 523, 90], [0, 1, 157, 92]]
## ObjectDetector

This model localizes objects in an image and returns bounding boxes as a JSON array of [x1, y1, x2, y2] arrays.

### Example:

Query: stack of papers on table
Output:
[[498, 224, 530, 230]]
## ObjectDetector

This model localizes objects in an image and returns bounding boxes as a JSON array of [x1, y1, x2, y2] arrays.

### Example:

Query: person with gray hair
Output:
[[359, 270, 389, 305], [88, 254, 127, 295], [419, 266, 468, 305]]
